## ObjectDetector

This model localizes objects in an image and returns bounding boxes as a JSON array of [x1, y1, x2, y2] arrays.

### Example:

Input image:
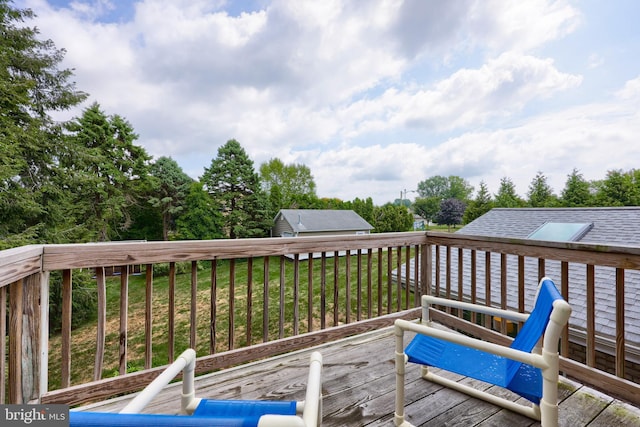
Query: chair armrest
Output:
[[395, 319, 546, 368], [424, 295, 529, 323]]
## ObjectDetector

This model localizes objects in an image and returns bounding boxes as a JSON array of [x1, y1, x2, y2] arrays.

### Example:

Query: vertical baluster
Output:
[[367, 248, 373, 316], [377, 248, 383, 317], [457, 248, 463, 318], [229, 259, 236, 350], [168, 262, 176, 362], [61, 269, 72, 387], [445, 246, 451, 314], [0, 285, 6, 403], [484, 251, 492, 329], [435, 245, 441, 298], [190, 261, 198, 350], [404, 246, 410, 310], [396, 246, 402, 312], [334, 252, 339, 325], [247, 257, 253, 346], [357, 249, 362, 322], [293, 254, 300, 335], [345, 250, 351, 324], [262, 257, 269, 343], [210, 260, 217, 353], [144, 264, 153, 369], [308, 255, 314, 333], [586, 264, 595, 367], [500, 253, 507, 334], [470, 250, 476, 324], [9, 279, 23, 402], [279, 256, 285, 339], [119, 266, 129, 376], [386, 248, 392, 314], [560, 261, 569, 358], [320, 253, 327, 330], [518, 256, 525, 321], [616, 268, 626, 378], [94, 268, 106, 381]]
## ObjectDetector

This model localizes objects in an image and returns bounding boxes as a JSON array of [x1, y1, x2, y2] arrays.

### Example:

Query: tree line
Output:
[[411, 168, 640, 230]]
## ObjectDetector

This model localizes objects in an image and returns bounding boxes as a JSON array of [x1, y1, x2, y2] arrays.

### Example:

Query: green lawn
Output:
[[48, 249, 417, 390]]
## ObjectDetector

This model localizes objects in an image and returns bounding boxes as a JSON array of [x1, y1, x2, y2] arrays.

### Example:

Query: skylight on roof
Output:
[[527, 222, 593, 242]]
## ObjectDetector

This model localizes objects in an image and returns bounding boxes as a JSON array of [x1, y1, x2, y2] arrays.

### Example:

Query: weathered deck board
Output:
[[76, 327, 640, 426]]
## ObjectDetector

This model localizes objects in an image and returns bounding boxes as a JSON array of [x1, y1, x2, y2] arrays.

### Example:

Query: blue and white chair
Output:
[[71, 349, 323, 427], [394, 277, 571, 427]]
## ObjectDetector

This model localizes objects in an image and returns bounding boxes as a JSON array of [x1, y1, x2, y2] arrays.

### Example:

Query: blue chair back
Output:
[[506, 278, 563, 383]]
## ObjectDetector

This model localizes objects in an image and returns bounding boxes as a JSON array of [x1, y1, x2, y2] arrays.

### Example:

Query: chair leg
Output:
[[540, 351, 559, 427], [394, 325, 414, 427]]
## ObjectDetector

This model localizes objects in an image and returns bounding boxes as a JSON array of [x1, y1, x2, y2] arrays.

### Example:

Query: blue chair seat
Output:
[[405, 334, 542, 403]]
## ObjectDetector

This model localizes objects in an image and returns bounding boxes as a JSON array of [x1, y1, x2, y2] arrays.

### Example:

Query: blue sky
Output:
[[16, 0, 640, 204]]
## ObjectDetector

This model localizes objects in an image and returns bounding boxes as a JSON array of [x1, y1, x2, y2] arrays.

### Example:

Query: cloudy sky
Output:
[[15, 0, 640, 204]]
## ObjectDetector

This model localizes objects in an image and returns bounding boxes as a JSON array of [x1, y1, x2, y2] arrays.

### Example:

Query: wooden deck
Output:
[[77, 327, 640, 426]]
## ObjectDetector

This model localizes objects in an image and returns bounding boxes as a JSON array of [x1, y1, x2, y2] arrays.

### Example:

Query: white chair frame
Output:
[[394, 278, 571, 427]]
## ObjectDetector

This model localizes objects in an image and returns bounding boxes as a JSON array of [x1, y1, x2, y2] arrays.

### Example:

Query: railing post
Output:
[[8, 272, 44, 403], [39, 271, 50, 402], [9, 279, 23, 403]]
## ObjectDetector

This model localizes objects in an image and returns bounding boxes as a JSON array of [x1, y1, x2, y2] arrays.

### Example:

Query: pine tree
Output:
[[463, 181, 494, 224], [202, 140, 270, 238], [527, 172, 557, 207], [0, 1, 86, 247], [494, 177, 525, 208], [560, 168, 593, 207]]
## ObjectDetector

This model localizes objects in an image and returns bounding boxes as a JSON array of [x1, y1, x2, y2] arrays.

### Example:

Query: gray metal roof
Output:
[[458, 207, 640, 245], [276, 209, 373, 233]]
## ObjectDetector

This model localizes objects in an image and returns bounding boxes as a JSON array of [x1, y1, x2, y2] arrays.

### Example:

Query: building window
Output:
[[527, 222, 593, 242]]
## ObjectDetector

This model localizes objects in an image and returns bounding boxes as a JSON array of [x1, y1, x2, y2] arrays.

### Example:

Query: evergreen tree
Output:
[[594, 169, 639, 206], [494, 177, 525, 208], [61, 103, 150, 241], [202, 140, 270, 238], [527, 172, 557, 207], [349, 197, 375, 225], [0, 1, 86, 247], [371, 204, 413, 233], [175, 182, 224, 240], [463, 181, 494, 224], [560, 168, 593, 207], [148, 156, 194, 240]]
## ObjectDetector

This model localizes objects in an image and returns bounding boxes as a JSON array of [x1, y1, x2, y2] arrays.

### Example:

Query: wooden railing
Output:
[[1, 232, 640, 408]]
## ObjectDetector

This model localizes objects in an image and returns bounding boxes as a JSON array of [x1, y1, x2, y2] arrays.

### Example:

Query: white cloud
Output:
[[15, 0, 637, 204]]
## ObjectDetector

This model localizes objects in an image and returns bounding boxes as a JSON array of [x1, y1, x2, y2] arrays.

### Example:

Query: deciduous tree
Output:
[[435, 198, 466, 231]]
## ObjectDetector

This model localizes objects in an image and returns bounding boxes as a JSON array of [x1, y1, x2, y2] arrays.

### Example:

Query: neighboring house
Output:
[[398, 207, 640, 374], [272, 209, 373, 237]]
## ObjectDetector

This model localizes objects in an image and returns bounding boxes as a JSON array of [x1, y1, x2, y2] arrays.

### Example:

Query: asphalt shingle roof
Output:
[[393, 208, 640, 358], [454, 207, 640, 357], [277, 209, 373, 233], [458, 207, 640, 246]]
